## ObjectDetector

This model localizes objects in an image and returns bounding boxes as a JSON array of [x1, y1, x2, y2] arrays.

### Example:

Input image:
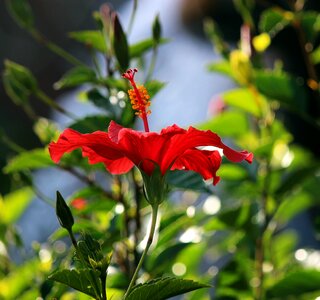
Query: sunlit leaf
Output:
[[126, 277, 210, 300], [207, 60, 232, 77], [69, 30, 107, 53], [300, 11, 320, 43], [0, 259, 39, 299], [49, 269, 101, 299], [4, 148, 53, 173], [199, 111, 249, 137], [222, 88, 267, 117], [0, 187, 33, 225]]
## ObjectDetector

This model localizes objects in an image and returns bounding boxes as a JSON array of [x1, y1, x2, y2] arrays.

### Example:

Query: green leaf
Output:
[[300, 11, 320, 43], [112, 13, 129, 71], [126, 277, 210, 300], [311, 45, 320, 65], [56, 191, 74, 231], [4, 148, 54, 173], [267, 270, 320, 298], [218, 164, 248, 181], [274, 192, 313, 225], [254, 70, 307, 111], [152, 14, 162, 43], [68, 115, 111, 133], [129, 38, 169, 58], [275, 163, 320, 197], [86, 89, 117, 117], [199, 111, 249, 137], [259, 8, 291, 37], [48, 268, 101, 299], [6, 0, 34, 29], [54, 66, 97, 90], [0, 187, 33, 225], [69, 30, 107, 53], [33, 117, 60, 144], [145, 80, 166, 98], [222, 88, 267, 117], [204, 19, 229, 58], [207, 60, 232, 77], [0, 259, 39, 299], [3, 60, 38, 106], [166, 170, 208, 192]]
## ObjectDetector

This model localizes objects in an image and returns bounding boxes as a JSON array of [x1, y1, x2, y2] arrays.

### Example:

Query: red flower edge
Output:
[[49, 121, 253, 185]]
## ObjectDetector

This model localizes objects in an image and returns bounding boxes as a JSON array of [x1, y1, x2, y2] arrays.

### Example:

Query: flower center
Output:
[[122, 68, 151, 132]]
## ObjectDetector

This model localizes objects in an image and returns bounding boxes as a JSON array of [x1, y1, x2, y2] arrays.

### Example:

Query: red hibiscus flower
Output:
[[49, 68, 253, 186]]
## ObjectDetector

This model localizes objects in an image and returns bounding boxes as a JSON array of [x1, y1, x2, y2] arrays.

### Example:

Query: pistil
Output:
[[122, 68, 151, 132]]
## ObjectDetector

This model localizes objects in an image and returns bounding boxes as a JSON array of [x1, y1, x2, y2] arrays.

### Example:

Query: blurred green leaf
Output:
[[6, 0, 34, 29], [3, 60, 38, 106], [207, 60, 233, 77], [145, 80, 166, 98], [166, 170, 208, 192], [147, 243, 192, 273], [127, 277, 210, 300], [113, 13, 129, 71], [300, 11, 320, 43], [274, 192, 313, 225], [68, 115, 111, 133], [259, 8, 291, 36], [4, 148, 53, 173], [218, 164, 248, 181], [254, 70, 307, 111], [0, 187, 33, 225], [275, 163, 320, 197], [0, 259, 39, 299], [222, 88, 267, 117], [311, 45, 320, 64], [199, 111, 249, 137], [204, 19, 229, 58], [33, 118, 60, 144], [69, 30, 107, 53], [267, 270, 320, 298], [129, 38, 169, 58], [54, 66, 97, 90], [49, 269, 101, 298]]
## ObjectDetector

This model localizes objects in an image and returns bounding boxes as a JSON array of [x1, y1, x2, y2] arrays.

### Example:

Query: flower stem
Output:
[[123, 204, 159, 299]]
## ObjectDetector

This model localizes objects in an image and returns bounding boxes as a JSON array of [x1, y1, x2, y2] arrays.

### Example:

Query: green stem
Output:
[[35, 90, 78, 120], [145, 46, 158, 83], [30, 29, 85, 67], [101, 273, 107, 300], [127, 0, 138, 36], [123, 204, 159, 299]]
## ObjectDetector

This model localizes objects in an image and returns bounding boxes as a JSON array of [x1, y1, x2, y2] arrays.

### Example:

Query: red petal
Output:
[[49, 128, 134, 174], [172, 149, 222, 185], [161, 126, 253, 172]]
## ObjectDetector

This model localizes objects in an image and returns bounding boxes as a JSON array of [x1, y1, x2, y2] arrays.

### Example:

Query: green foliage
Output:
[[1, 1, 319, 300], [126, 277, 210, 300], [6, 0, 34, 29], [69, 30, 107, 53], [49, 268, 102, 298], [3, 60, 38, 106]]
